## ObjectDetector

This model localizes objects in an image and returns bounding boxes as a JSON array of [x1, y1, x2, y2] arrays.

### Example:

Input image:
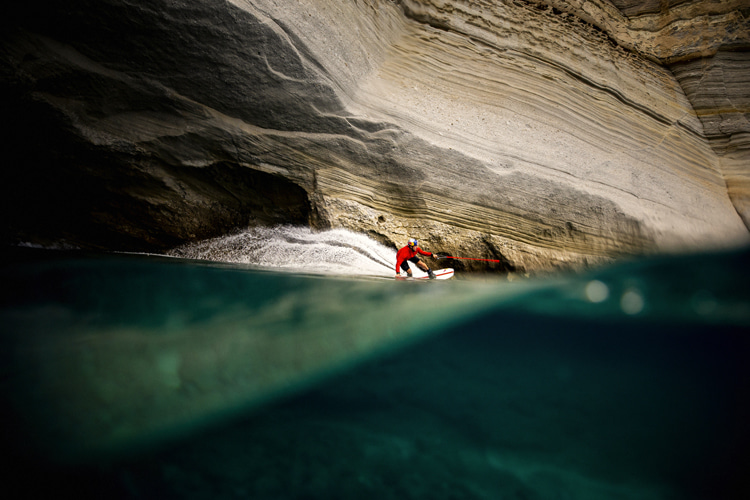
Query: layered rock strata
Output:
[[670, 51, 750, 229], [536, 0, 750, 238], [2, 0, 748, 273]]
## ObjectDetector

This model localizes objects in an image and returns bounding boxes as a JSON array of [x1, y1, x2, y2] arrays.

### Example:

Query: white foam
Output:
[[167, 226, 399, 277]]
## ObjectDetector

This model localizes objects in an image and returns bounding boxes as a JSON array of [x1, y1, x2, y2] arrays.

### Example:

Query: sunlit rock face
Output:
[[541, 0, 750, 238], [2, 0, 748, 272]]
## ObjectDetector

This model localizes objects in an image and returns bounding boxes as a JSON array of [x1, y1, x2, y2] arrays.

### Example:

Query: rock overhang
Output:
[[2, 0, 748, 273]]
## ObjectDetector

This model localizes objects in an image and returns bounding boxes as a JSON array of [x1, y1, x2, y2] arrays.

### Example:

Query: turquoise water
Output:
[[2, 236, 749, 499]]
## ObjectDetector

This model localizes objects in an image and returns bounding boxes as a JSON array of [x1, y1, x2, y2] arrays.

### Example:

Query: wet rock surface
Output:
[[2, 0, 748, 272]]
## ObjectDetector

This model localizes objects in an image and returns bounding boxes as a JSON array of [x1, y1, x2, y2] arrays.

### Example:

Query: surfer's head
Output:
[[408, 238, 417, 249]]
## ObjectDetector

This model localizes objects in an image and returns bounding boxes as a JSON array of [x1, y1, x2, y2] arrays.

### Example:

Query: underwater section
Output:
[[1, 237, 748, 499], [1, 249, 488, 461]]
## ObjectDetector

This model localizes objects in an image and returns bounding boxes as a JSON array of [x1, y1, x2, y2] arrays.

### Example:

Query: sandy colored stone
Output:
[[1, 0, 748, 273]]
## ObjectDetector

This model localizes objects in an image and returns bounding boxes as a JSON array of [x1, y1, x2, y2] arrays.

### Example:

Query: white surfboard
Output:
[[397, 268, 454, 280]]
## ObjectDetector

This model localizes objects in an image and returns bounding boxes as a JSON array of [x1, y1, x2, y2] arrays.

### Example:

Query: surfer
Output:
[[396, 238, 437, 279]]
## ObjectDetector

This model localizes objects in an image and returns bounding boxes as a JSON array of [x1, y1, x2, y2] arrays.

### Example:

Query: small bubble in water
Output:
[[621, 288, 644, 315], [584, 280, 609, 303]]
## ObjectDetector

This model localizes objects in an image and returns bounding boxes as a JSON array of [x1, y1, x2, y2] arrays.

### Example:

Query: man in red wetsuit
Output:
[[396, 238, 436, 278]]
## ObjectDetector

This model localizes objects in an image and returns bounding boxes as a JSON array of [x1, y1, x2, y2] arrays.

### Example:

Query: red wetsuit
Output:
[[396, 245, 433, 274]]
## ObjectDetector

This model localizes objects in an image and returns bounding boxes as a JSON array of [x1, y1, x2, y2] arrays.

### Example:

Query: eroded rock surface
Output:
[[670, 50, 750, 229], [2, 0, 748, 273]]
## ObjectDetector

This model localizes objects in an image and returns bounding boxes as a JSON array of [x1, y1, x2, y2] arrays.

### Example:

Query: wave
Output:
[[167, 226, 399, 276]]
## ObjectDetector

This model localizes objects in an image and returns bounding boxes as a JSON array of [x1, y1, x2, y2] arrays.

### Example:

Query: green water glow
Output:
[[1, 247, 748, 499]]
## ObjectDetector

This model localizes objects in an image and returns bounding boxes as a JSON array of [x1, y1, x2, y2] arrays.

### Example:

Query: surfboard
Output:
[[397, 268, 454, 280]]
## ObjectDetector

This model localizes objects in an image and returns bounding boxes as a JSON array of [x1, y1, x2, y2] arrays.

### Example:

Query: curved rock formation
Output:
[[2, 0, 748, 273], [539, 0, 750, 233]]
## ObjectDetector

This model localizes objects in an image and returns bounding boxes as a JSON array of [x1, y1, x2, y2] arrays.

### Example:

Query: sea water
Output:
[[2, 227, 748, 500]]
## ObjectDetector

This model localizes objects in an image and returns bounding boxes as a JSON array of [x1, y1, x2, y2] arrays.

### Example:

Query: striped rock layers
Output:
[[2, 0, 748, 272]]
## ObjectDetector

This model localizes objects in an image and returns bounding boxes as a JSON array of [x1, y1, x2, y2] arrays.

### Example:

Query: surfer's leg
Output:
[[401, 260, 412, 277], [415, 259, 429, 272], [412, 258, 435, 278], [408, 257, 422, 274]]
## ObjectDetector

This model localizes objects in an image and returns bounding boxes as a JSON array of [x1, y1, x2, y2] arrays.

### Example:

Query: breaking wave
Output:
[[167, 226, 398, 276]]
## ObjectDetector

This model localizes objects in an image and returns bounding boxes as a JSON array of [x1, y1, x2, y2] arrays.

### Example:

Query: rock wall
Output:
[[2, 0, 748, 273], [670, 50, 750, 229], [538, 0, 750, 238]]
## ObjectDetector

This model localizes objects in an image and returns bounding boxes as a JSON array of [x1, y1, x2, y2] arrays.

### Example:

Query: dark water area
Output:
[[1, 245, 749, 499]]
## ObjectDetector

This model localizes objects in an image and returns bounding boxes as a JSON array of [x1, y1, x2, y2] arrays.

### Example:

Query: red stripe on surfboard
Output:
[[413, 268, 453, 279]]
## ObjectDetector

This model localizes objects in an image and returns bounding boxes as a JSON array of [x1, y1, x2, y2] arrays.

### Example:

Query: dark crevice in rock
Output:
[[1, 85, 312, 251], [481, 235, 517, 273]]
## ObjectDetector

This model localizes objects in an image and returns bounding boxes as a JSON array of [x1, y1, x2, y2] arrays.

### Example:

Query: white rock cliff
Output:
[[2, 0, 748, 272]]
